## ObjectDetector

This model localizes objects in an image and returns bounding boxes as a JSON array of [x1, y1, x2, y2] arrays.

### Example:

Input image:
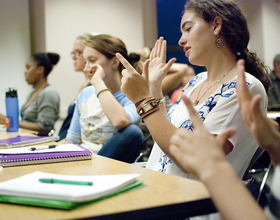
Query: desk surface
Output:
[[0, 128, 37, 139], [0, 130, 215, 220]]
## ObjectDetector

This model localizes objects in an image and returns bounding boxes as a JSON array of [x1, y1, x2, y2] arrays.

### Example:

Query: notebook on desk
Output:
[[0, 144, 92, 167], [0, 136, 60, 148], [0, 171, 143, 210]]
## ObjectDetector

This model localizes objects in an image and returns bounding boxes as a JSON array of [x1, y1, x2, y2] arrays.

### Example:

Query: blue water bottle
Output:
[[5, 87, 19, 132]]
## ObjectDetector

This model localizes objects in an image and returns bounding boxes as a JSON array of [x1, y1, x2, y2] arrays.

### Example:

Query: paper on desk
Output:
[[0, 125, 6, 132], [0, 144, 85, 154], [267, 112, 280, 119], [0, 171, 140, 202]]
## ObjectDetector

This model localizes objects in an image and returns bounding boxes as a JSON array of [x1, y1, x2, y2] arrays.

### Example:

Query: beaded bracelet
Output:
[[97, 88, 112, 98]]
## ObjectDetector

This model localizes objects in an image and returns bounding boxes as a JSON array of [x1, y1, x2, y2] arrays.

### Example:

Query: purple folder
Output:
[[0, 144, 92, 167], [0, 136, 60, 147]]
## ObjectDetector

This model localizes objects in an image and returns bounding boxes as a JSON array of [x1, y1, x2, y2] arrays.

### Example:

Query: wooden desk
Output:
[[0, 133, 216, 220], [0, 128, 37, 139]]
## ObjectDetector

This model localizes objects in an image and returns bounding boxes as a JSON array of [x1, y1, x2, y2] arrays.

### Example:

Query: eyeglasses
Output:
[[70, 50, 83, 58]]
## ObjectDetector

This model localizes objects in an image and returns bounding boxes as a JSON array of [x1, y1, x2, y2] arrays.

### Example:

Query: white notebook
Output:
[[0, 171, 140, 202]]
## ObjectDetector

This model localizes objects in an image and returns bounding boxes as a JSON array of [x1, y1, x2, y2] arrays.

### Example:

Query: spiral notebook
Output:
[[0, 136, 60, 148], [0, 144, 92, 167]]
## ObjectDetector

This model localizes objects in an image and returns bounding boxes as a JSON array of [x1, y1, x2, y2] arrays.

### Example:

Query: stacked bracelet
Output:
[[136, 97, 160, 119], [97, 88, 112, 98]]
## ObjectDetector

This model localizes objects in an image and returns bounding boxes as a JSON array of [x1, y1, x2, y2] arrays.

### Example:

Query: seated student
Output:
[[58, 33, 96, 140], [60, 34, 144, 163], [0, 52, 60, 136], [169, 59, 280, 220], [117, 0, 269, 178], [117, 0, 269, 218]]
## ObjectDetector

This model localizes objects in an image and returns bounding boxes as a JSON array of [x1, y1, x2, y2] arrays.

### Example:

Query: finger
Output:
[[216, 128, 236, 148], [169, 132, 182, 146], [153, 39, 160, 58], [90, 65, 98, 74], [121, 69, 128, 78], [162, 58, 177, 73], [149, 48, 155, 60], [160, 40, 167, 63], [251, 94, 264, 120], [181, 95, 204, 129], [156, 37, 163, 58], [236, 59, 252, 106], [142, 59, 150, 81], [116, 53, 136, 73]]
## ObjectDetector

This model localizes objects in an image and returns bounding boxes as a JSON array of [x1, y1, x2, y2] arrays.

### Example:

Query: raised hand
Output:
[[236, 59, 280, 165], [169, 95, 236, 180], [116, 53, 150, 103], [148, 37, 176, 97]]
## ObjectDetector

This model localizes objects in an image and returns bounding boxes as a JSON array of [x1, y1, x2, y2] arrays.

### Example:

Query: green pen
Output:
[[39, 178, 93, 186]]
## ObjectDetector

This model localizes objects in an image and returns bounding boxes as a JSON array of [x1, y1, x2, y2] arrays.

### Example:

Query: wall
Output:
[[262, 0, 280, 69], [1, 0, 280, 120], [43, 0, 157, 117], [236, 0, 280, 70], [0, 0, 32, 115]]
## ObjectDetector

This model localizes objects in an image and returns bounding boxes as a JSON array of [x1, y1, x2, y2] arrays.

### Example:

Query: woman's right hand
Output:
[[116, 53, 150, 103], [89, 64, 106, 86]]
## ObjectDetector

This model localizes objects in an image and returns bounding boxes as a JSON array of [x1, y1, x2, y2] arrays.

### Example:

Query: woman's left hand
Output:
[[148, 37, 176, 97], [116, 53, 150, 103]]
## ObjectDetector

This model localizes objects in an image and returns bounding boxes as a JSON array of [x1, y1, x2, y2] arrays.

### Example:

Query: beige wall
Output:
[[43, 0, 157, 117], [0, 0, 32, 115], [236, 0, 280, 69], [262, 0, 280, 69], [1, 0, 280, 119]]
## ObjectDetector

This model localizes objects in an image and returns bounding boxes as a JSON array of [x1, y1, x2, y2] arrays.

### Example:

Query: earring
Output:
[[216, 35, 224, 47]]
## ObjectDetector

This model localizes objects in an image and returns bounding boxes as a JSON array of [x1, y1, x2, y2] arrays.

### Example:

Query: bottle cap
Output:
[[6, 87, 18, 98]]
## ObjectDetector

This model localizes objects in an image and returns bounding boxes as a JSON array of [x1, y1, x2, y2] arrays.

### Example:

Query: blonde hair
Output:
[[73, 32, 99, 100]]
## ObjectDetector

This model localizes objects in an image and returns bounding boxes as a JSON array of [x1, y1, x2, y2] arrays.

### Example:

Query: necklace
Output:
[[193, 66, 235, 106]]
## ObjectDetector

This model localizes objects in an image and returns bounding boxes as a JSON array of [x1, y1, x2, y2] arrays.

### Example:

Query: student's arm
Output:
[[236, 59, 280, 166], [116, 38, 179, 160], [90, 64, 131, 130], [161, 63, 192, 96], [19, 121, 47, 135], [1, 112, 47, 135], [169, 95, 267, 220]]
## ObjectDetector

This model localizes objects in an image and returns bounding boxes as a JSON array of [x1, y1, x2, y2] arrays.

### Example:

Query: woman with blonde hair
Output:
[[58, 33, 96, 140], [62, 34, 144, 163]]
